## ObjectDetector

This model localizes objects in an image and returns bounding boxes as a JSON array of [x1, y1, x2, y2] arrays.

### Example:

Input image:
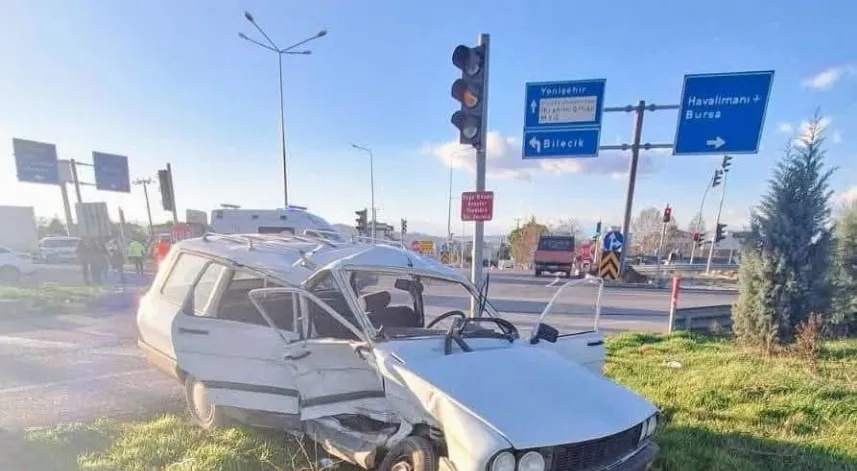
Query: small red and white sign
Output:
[[171, 222, 193, 241], [410, 240, 421, 252], [461, 191, 494, 222]]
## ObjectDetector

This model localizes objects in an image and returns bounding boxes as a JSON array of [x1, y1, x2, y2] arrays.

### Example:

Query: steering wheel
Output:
[[462, 317, 520, 341], [426, 310, 466, 329]]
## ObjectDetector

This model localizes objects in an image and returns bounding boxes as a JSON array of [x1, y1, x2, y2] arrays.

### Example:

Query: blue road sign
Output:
[[92, 151, 131, 193], [674, 70, 774, 155], [523, 79, 606, 159], [523, 128, 600, 159], [603, 230, 624, 253], [12, 138, 60, 185]]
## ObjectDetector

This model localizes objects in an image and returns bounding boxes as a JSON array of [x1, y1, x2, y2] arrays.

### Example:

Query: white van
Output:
[[209, 207, 347, 242]]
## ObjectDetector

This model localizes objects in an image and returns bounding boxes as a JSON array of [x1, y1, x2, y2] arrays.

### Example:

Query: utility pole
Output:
[[69, 159, 83, 204], [706, 156, 732, 273], [471, 34, 489, 295], [166, 163, 179, 223], [133, 177, 155, 238]]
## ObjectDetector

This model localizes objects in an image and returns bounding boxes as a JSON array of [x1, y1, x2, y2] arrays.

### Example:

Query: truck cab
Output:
[[533, 235, 576, 278]]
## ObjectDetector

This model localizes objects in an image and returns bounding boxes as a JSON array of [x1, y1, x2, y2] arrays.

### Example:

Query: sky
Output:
[[2, 0, 856, 237]]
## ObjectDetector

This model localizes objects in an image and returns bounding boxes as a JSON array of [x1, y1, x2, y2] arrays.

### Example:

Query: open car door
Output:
[[171, 265, 304, 428], [529, 277, 606, 374], [250, 287, 392, 422]]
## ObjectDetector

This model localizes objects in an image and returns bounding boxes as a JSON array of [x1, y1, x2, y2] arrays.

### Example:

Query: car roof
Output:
[[174, 233, 466, 287]]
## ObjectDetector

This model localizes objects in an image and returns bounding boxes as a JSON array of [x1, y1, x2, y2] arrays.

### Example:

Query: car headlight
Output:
[[518, 451, 545, 471], [490, 451, 516, 471], [638, 419, 649, 443], [646, 415, 658, 437]]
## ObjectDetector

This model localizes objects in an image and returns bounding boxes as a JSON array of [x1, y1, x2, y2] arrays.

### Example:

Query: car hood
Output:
[[382, 343, 656, 449]]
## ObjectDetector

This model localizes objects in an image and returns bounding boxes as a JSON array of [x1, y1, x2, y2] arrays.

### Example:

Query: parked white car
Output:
[[0, 245, 37, 283], [137, 233, 659, 471], [39, 236, 80, 264]]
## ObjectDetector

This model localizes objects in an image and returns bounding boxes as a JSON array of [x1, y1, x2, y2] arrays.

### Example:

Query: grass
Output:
[[2, 416, 321, 471], [606, 332, 857, 470], [0, 285, 107, 315], [4, 334, 856, 470]]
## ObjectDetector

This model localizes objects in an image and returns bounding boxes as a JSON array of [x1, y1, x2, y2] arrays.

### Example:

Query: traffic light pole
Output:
[[689, 183, 711, 265], [471, 33, 490, 301], [706, 172, 727, 273], [167, 163, 178, 223]]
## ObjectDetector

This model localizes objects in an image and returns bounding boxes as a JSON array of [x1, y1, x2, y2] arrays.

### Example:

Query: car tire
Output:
[[184, 375, 229, 429], [378, 436, 438, 471], [0, 266, 21, 284]]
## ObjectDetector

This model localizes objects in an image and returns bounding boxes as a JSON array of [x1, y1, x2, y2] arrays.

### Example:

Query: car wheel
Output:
[[0, 266, 21, 284], [378, 436, 438, 471], [184, 375, 229, 429]]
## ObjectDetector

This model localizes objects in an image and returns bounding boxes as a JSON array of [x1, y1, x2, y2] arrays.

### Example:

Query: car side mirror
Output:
[[530, 323, 559, 344]]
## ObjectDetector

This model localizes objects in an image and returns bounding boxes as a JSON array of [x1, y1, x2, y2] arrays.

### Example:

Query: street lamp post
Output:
[[239, 11, 327, 208], [351, 144, 376, 241]]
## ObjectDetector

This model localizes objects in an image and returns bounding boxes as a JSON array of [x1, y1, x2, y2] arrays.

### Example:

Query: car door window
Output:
[[306, 272, 363, 339], [189, 263, 227, 316], [217, 271, 295, 331], [161, 253, 209, 303]]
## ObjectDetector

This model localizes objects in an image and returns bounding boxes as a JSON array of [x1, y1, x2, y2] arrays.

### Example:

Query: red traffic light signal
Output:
[[663, 205, 672, 223], [692, 232, 701, 242]]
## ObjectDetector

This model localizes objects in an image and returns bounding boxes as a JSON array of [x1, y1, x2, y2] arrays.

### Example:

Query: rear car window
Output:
[[161, 253, 209, 302]]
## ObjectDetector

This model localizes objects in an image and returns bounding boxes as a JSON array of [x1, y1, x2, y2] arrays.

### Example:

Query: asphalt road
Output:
[[0, 271, 735, 430]]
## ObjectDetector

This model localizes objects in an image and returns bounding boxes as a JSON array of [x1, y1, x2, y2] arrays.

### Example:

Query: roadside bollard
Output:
[[668, 274, 681, 333]]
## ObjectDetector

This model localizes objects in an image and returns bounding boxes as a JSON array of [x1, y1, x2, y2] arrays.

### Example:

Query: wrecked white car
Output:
[[137, 234, 660, 471]]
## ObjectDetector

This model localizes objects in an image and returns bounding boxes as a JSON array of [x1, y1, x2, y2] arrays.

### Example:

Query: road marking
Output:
[[545, 276, 562, 288], [0, 335, 78, 349], [0, 368, 153, 395]]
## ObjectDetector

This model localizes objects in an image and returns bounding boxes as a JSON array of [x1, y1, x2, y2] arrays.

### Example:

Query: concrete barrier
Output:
[[672, 304, 732, 332]]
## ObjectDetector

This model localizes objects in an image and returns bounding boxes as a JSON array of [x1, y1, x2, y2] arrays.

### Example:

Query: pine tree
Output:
[[732, 115, 835, 346], [832, 200, 857, 333]]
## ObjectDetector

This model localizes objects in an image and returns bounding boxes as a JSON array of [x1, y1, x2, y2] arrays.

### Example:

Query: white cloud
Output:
[[422, 131, 664, 180], [802, 65, 856, 90], [777, 122, 794, 134], [836, 186, 857, 205]]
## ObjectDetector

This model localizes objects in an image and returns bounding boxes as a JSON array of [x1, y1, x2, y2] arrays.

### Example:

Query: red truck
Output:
[[533, 235, 578, 277]]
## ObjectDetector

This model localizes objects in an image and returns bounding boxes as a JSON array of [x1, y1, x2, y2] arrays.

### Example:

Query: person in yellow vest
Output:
[[127, 239, 145, 276]]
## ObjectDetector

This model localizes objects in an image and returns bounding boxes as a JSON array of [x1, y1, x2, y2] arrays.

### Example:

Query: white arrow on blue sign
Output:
[[673, 70, 774, 155], [522, 79, 606, 159], [603, 230, 624, 253], [523, 128, 600, 159]]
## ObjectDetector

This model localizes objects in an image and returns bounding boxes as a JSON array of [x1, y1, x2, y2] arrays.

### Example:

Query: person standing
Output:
[[76, 239, 91, 285], [109, 242, 126, 284], [155, 236, 171, 267], [91, 239, 108, 285], [127, 239, 145, 276]]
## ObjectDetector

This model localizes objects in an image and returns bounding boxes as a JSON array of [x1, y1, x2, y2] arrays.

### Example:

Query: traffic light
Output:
[[692, 232, 701, 242], [401, 218, 408, 237], [158, 168, 175, 212], [695, 232, 706, 247], [593, 220, 602, 239], [715, 223, 728, 243], [355, 209, 368, 234], [721, 155, 733, 173], [450, 43, 487, 149], [711, 169, 723, 187], [663, 205, 672, 223]]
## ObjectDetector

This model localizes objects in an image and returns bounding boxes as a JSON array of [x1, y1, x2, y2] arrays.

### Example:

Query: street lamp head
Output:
[[316, 29, 328, 38], [244, 11, 255, 22]]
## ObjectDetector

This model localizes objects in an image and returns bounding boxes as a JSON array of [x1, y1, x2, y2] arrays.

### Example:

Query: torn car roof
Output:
[[174, 234, 464, 286]]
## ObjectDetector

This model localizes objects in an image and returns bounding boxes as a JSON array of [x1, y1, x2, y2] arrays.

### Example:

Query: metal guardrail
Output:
[[631, 263, 736, 274], [671, 304, 732, 332]]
